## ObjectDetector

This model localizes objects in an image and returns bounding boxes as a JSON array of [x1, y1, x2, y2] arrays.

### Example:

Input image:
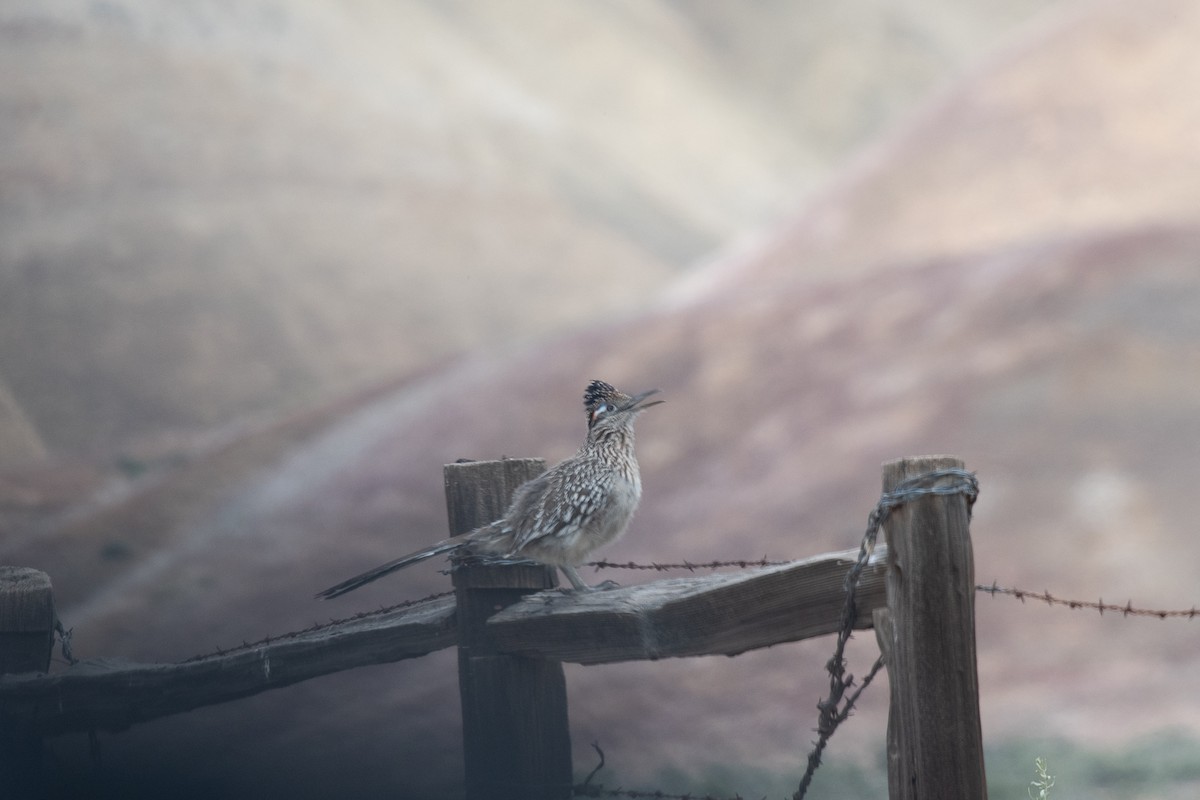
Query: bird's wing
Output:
[[506, 465, 608, 553]]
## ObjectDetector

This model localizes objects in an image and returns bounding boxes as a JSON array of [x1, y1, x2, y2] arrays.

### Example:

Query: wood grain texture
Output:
[[488, 546, 887, 665], [881, 455, 986, 800]]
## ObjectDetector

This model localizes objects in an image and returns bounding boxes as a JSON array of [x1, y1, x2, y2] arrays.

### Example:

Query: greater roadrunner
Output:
[[316, 379, 663, 598]]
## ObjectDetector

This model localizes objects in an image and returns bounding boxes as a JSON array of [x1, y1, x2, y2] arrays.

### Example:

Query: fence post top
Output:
[[882, 454, 964, 471]]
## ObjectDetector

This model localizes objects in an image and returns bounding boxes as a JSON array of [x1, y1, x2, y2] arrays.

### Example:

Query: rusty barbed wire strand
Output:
[[180, 557, 1190, 667], [181, 589, 455, 663], [977, 582, 1199, 619], [170, 575, 1194, 668]]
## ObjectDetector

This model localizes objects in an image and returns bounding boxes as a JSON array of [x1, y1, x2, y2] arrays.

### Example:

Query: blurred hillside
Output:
[[8, 0, 1200, 798], [1, 0, 1057, 456]]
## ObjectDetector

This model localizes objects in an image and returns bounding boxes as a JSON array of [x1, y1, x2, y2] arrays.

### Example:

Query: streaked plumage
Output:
[[316, 380, 661, 598]]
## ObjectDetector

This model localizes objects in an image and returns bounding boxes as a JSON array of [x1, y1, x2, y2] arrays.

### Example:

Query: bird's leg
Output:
[[559, 565, 619, 593], [560, 565, 590, 592]]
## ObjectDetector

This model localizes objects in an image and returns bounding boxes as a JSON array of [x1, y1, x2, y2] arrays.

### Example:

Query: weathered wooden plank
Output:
[[487, 546, 888, 665], [446, 458, 574, 800], [0, 593, 456, 736], [881, 455, 986, 800]]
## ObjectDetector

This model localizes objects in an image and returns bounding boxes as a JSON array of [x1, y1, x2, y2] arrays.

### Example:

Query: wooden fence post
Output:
[[0, 566, 55, 799], [444, 459, 573, 800], [881, 456, 986, 800]]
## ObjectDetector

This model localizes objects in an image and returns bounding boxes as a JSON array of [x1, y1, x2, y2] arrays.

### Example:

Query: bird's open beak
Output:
[[623, 388, 664, 413]]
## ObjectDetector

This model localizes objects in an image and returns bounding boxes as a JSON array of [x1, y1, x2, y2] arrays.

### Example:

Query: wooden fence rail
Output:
[[0, 548, 884, 736], [0, 454, 984, 800], [0, 594, 457, 736]]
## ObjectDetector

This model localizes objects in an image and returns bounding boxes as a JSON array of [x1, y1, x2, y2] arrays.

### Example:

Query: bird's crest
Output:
[[584, 380, 626, 427]]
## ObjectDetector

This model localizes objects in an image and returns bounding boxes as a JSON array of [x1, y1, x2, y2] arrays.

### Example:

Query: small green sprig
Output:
[[1028, 757, 1055, 800]]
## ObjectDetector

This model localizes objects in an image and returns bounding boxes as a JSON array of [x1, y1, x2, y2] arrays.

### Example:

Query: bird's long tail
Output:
[[316, 539, 462, 599]]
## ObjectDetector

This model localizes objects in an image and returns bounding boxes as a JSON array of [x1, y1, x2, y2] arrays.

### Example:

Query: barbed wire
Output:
[[181, 589, 455, 663], [168, 574, 1192, 668], [977, 582, 1199, 619]]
